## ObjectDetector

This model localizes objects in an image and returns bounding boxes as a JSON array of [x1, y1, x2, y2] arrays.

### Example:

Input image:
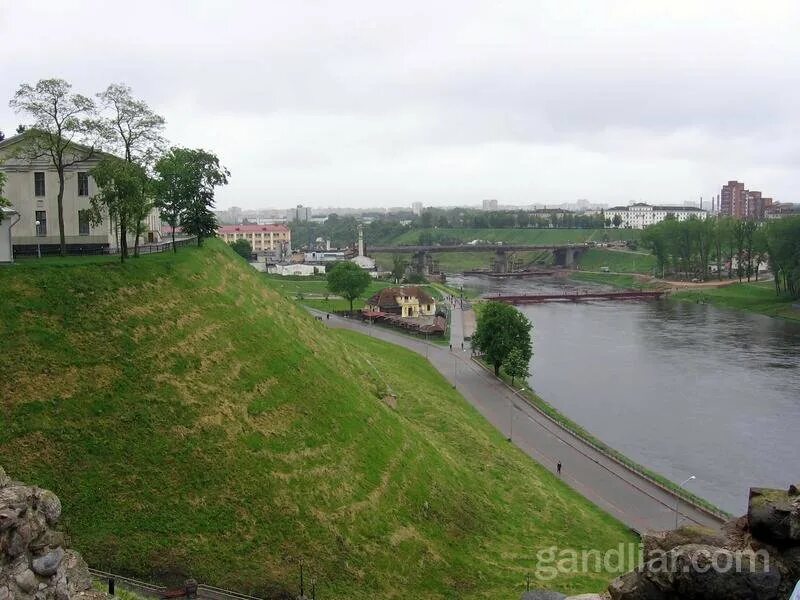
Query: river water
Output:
[[450, 274, 800, 515]]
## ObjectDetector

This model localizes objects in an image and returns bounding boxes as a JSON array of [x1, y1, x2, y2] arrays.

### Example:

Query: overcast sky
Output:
[[2, 1, 800, 210]]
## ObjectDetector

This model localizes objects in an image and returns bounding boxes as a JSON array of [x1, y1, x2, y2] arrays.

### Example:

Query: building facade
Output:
[[604, 203, 707, 229], [365, 286, 437, 318], [0, 132, 161, 254], [482, 199, 499, 211], [217, 224, 291, 254], [719, 181, 774, 219]]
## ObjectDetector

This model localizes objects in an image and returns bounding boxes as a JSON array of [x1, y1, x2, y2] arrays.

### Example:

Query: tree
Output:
[[153, 147, 229, 247], [0, 131, 4, 142], [97, 84, 166, 166], [612, 214, 623, 228], [9, 78, 100, 255], [230, 239, 252, 259], [504, 346, 531, 386], [88, 157, 149, 262], [390, 254, 407, 283], [472, 301, 532, 376], [326, 261, 371, 313]]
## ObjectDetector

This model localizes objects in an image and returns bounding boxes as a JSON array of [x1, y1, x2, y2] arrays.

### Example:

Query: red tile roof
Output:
[[218, 224, 290, 234]]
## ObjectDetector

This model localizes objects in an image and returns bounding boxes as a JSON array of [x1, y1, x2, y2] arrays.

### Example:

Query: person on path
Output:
[[556, 461, 562, 476]]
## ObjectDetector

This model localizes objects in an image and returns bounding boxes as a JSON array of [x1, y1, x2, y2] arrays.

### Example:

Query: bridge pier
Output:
[[553, 247, 585, 267]]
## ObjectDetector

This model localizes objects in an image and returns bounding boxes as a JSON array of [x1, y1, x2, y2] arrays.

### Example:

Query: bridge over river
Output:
[[370, 243, 588, 274], [490, 290, 667, 304]]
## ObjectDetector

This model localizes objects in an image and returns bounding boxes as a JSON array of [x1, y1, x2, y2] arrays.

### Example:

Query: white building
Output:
[[411, 202, 424, 216], [267, 263, 321, 276], [605, 203, 708, 229], [0, 132, 161, 254], [482, 198, 499, 211]]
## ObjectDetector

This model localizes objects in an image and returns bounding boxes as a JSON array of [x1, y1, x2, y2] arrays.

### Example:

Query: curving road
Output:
[[309, 305, 727, 534]]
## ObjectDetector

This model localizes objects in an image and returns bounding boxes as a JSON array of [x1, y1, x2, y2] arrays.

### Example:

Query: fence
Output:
[[88, 568, 272, 600], [12, 236, 198, 259]]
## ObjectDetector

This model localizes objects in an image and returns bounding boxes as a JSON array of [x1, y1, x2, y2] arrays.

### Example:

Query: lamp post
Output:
[[34, 220, 41, 258], [507, 397, 514, 441], [452, 355, 457, 388], [674, 475, 696, 529]]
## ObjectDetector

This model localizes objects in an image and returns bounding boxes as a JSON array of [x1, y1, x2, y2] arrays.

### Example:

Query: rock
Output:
[[14, 569, 39, 594], [748, 486, 800, 544], [38, 491, 62, 527], [0, 465, 92, 599], [521, 591, 567, 600], [642, 525, 728, 559], [31, 547, 65, 577]]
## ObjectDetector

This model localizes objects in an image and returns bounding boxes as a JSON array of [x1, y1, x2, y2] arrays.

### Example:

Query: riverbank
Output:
[[672, 280, 800, 322], [487, 360, 730, 520]]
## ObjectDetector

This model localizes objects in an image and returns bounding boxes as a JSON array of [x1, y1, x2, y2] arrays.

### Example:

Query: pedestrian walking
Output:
[[556, 461, 562, 476], [449, 344, 453, 351]]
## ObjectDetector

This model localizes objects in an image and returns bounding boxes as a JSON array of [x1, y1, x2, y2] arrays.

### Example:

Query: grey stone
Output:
[[521, 591, 566, 600], [14, 570, 38, 594], [37, 491, 62, 527], [31, 547, 65, 577], [0, 467, 10, 488]]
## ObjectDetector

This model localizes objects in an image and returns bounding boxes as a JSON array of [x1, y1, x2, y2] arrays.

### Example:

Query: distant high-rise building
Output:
[[482, 199, 498, 211], [720, 181, 774, 219], [294, 204, 311, 222], [411, 202, 424, 216], [720, 181, 746, 218]]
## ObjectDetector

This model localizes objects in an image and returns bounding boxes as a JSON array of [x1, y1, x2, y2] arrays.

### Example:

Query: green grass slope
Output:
[[0, 241, 635, 599], [575, 249, 656, 274], [389, 228, 640, 246], [672, 281, 800, 321]]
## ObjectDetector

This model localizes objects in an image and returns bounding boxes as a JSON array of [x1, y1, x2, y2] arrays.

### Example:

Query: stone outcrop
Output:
[[526, 484, 800, 600], [607, 484, 800, 600], [0, 466, 97, 599]]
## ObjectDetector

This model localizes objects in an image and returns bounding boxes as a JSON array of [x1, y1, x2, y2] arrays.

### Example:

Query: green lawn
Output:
[[389, 228, 640, 246], [0, 240, 636, 599], [672, 281, 800, 321], [570, 272, 650, 290], [575, 248, 656, 274]]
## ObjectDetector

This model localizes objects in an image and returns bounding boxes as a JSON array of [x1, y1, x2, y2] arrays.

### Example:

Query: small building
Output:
[[366, 286, 437, 318], [268, 263, 321, 277]]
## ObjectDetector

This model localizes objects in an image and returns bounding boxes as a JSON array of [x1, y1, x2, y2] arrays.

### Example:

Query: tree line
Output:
[[6, 78, 229, 259], [641, 215, 800, 298]]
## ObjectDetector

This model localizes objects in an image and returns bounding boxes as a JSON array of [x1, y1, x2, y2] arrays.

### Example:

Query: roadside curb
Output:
[[470, 357, 730, 525]]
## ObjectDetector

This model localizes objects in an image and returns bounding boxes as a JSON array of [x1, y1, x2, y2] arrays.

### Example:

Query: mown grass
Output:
[[389, 228, 640, 246], [672, 281, 800, 321], [575, 249, 656, 274], [0, 240, 635, 599]]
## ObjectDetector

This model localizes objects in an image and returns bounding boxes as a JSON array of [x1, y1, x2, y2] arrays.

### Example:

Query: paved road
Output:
[[310, 306, 726, 534]]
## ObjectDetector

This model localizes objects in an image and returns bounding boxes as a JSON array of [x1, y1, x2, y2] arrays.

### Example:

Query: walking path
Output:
[[310, 304, 726, 535]]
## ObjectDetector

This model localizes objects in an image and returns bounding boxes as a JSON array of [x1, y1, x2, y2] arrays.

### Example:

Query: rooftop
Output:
[[218, 224, 290, 233]]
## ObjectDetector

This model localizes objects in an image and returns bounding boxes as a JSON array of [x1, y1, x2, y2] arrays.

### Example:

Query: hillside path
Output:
[[308, 306, 725, 534]]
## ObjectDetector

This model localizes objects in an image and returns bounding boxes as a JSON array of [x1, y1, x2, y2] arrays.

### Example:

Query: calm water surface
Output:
[[452, 275, 800, 514]]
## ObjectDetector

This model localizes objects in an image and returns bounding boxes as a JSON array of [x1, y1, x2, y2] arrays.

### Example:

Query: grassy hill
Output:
[[388, 227, 640, 246], [0, 241, 635, 599], [575, 248, 656, 274]]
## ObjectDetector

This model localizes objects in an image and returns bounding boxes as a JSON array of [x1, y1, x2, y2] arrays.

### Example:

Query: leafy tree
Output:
[[97, 84, 166, 166], [9, 78, 101, 255], [230, 239, 252, 259], [15, 125, 26, 134], [153, 147, 229, 246], [390, 254, 407, 283], [472, 301, 532, 376], [88, 157, 149, 262], [612, 214, 623, 228], [504, 346, 531, 386], [326, 261, 371, 313], [764, 217, 800, 298], [0, 131, 4, 142]]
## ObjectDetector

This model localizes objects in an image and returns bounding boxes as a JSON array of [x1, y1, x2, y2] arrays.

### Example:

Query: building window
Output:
[[78, 210, 90, 235], [35, 210, 47, 236], [34, 172, 46, 197], [77, 172, 89, 196]]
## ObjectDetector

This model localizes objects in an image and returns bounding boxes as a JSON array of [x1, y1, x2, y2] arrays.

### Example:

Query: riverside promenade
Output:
[[310, 304, 726, 534]]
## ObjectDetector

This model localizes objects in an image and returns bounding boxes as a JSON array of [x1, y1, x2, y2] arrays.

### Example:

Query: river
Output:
[[450, 274, 800, 515]]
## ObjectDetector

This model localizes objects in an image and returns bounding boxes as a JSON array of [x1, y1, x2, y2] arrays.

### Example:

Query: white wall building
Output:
[[0, 208, 19, 263], [0, 132, 161, 254], [605, 203, 708, 229]]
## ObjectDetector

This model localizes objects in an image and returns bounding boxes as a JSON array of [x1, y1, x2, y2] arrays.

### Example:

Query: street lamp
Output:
[[34, 220, 41, 258], [674, 475, 696, 529], [452, 355, 457, 388]]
